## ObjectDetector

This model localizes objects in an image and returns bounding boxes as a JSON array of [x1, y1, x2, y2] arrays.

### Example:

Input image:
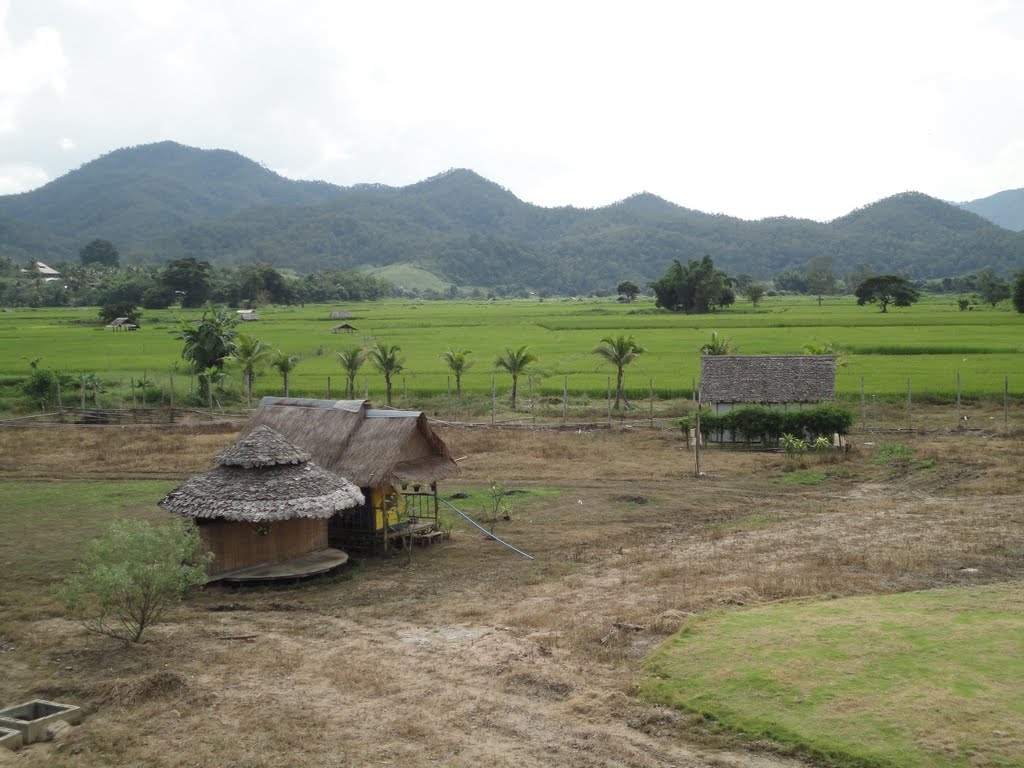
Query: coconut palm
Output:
[[228, 334, 270, 407], [368, 342, 405, 407], [441, 347, 475, 397], [699, 331, 737, 356], [336, 345, 367, 399], [494, 345, 537, 410], [270, 349, 300, 397], [593, 334, 646, 410]]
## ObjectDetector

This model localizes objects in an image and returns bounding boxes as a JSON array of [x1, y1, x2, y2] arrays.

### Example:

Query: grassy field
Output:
[[642, 584, 1024, 768], [1, 423, 1022, 766], [0, 295, 1021, 411]]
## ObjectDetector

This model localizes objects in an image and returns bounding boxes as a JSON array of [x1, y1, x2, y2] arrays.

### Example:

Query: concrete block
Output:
[[0, 727, 22, 751], [0, 700, 82, 745]]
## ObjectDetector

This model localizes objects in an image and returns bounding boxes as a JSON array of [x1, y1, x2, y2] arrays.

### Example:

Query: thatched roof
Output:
[[242, 398, 460, 487], [160, 426, 363, 522], [700, 355, 836, 404], [331, 322, 357, 332]]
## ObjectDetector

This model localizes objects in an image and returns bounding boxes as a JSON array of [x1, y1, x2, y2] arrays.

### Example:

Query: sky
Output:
[[1, 0, 1023, 222]]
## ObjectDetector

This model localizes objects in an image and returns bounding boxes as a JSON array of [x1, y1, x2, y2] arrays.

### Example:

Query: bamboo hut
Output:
[[160, 425, 364, 580], [242, 398, 460, 550]]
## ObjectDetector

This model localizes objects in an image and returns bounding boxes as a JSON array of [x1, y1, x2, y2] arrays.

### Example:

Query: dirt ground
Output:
[[2, 422, 1023, 767]]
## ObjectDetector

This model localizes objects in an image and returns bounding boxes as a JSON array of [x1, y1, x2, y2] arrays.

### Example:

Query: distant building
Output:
[[236, 309, 260, 321]]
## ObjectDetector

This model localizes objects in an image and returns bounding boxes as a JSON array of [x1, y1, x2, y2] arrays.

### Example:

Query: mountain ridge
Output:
[[1, 141, 1022, 293]]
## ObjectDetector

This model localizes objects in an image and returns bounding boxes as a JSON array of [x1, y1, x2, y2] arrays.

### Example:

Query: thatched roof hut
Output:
[[242, 398, 459, 488], [331, 322, 357, 333], [699, 355, 836, 407], [160, 426, 363, 579]]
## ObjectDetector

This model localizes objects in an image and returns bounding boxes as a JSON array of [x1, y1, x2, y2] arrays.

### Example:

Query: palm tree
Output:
[[494, 345, 537, 410], [270, 349, 300, 397], [593, 334, 646, 410], [441, 347, 475, 396], [172, 304, 239, 399], [228, 334, 270, 407], [699, 331, 737, 356], [336, 345, 367, 399], [368, 342, 405, 406]]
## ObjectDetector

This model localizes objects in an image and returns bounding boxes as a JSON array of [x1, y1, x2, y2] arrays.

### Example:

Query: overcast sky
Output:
[[2, 0, 1022, 221]]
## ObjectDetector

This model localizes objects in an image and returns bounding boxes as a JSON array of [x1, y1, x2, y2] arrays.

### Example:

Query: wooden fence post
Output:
[[906, 377, 912, 432]]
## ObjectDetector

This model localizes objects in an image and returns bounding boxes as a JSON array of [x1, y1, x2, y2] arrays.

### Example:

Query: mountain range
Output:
[[1, 141, 1022, 294]]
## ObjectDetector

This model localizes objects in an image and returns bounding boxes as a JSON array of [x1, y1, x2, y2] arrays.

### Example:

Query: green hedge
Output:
[[698, 404, 853, 443]]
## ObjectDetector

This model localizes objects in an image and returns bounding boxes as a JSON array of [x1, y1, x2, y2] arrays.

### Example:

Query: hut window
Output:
[[252, 523, 271, 536]]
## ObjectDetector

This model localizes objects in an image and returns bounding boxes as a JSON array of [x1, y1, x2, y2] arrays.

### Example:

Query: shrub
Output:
[[700, 404, 854, 443], [57, 519, 209, 643]]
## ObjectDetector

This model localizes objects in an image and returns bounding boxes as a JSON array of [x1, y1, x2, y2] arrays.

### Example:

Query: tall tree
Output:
[[494, 345, 537, 410], [441, 347, 475, 397], [742, 282, 766, 307], [975, 268, 1010, 307], [1013, 271, 1024, 314], [79, 238, 120, 267], [173, 304, 239, 398], [593, 335, 646, 410], [368, 342, 405, 407], [650, 255, 735, 314], [805, 256, 836, 306], [854, 275, 920, 313], [336, 346, 367, 399], [228, 334, 270, 407], [270, 349, 300, 397], [161, 257, 212, 308], [616, 280, 641, 302]]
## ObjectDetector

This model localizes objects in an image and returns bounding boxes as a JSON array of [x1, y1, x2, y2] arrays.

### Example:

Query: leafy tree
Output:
[[1013, 271, 1024, 314], [593, 335, 646, 410], [700, 331, 737, 356], [616, 280, 641, 302], [957, 297, 971, 311], [368, 342, 405, 407], [270, 349, 300, 397], [742, 282, 766, 307], [441, 347, 475, 397], [650, 255, 735, 314], [98, 302, 141, 326], [162, 257, 212, 307], [336, 346, 367, 399], [57, 519, 209, 643], [975, 268, 1010, 307], [228, 334, 271, 407], [79, 238, 119, 267], [854, 275, 920, 313], [494, 344, 537, 410], [774, 269, 809, 293], [805, 256, 836, 305], [21, 368, 65, 409], [173, 304, 239, 397]]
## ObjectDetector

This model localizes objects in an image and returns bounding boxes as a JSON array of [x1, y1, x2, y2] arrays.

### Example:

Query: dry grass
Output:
[[1, 416, 1022, 767]]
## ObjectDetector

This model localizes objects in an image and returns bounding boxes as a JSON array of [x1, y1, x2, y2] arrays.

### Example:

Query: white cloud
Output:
[[0, 163, 49, 194]]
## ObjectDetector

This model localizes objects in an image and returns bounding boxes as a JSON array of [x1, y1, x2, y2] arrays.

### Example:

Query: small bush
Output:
[[57, 519, 210, 643]]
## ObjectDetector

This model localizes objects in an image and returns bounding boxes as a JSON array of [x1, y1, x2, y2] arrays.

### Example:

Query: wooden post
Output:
[[119, 378, 123, 412], [694, 402, 702, 477], [906, 377, 912, 432], [529, 375, 535, 423], [326, 376, 331, 399], [131, 377, 137, 408], [447, 375, 452, 419], [403, 376, 407, 408], [80, 380, 85, 413], [169, 373, 175, 423], [956, 371, 961, 429], [607, 376, 612, 425], [56, 377, 62, 413], [872, 394, 878, 432], [1005, 375, 1009, 431], [860, 377, 865, 426], [649, 378, 654, 427], [491, 375, 495, 424], [562, 376, 567, 424]]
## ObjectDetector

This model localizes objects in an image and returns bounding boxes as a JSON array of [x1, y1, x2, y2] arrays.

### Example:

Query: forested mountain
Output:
[[960, 188, 1024, 231], [1, 142, 1022, 293]]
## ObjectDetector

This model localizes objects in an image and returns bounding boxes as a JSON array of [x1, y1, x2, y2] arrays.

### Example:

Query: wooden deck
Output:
[[213, 548, 349, 583]]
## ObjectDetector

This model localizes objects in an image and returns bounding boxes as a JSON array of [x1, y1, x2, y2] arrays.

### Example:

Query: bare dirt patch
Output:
[[2, 422, 1022, 766]]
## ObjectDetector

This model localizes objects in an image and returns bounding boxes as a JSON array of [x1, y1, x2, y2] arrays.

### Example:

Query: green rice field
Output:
[[0, 294, 1021, 406]]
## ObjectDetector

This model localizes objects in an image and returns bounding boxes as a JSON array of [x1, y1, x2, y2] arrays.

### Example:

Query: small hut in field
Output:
[[241, 398, 460, 550], [699, 355, 836, 413], [331, 322, 357, 333], [159, 425, 364, 580], [106, 317, 139, 331]]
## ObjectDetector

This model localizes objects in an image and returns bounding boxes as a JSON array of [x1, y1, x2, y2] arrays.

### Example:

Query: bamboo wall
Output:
[[201, 517, 328, 576]]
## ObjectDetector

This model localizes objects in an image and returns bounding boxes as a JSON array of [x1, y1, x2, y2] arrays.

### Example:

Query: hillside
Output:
[[1, 142, 1023, 292], [960, 187, 1024, 231]]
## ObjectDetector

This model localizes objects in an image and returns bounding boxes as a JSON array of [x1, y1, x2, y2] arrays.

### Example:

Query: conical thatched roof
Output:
[[160, 427, 364, 522], [216, 425, 311, 467]]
